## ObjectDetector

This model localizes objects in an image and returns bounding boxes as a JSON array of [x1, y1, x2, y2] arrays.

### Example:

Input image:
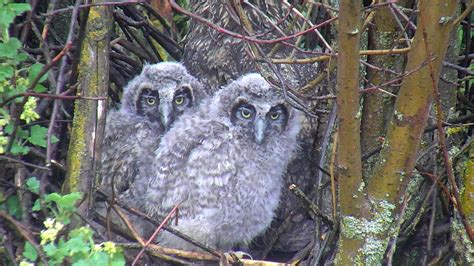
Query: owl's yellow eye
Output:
[[146, 97, 156, 105], [175, 96, 185, 105], [270, 112, 280, 120], [241, 109, 252, 119]]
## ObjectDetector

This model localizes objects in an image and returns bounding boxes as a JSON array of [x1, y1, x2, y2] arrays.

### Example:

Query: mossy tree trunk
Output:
[[336, 0, 458, 263], [64, 1, 112, 217], [334, 0, 372, 264], [360, 1, 406, 159]]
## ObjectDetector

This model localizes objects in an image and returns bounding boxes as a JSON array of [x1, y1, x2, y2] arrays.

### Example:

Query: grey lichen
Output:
[[451, 218, 474, 264], [341, 200, 396, 265]]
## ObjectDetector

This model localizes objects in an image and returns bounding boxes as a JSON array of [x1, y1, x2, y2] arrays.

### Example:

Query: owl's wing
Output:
[[141, 113, 232, 218], [100, 111, 158, 197]]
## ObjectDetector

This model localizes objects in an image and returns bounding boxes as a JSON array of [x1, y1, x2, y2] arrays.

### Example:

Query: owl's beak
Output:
[[159, 103, 172, 129], [254, 118, 266, 145]]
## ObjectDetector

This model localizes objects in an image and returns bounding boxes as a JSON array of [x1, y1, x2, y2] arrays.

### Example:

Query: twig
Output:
[[0, 155, 51, 171], [119, 243, 218, 263], [46, 0, 81, 165], [42, 0, 148, 16], [420, 16, 474, 242], [112, 205, 144, 245], [271, 47, 410, 64], [95, 190, 221, 257], [170, 0, 337, 45], [289, 184, 334, 228], [0, 211, 49, 265], [452, 2, 473, 26], [132, 202, 182, 265]]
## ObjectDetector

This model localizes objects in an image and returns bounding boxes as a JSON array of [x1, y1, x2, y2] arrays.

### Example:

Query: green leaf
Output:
[[27, 125, 59, 147], [0, 38, 21, 58], [32, 199, 41, 211], [110, 252, 126, 266], [42, 242, 58, 258], [28, 63, 47, 83], [58, 192, 82, 212], [0, 65, 14, 79], [89, 251, 109, 265], [7, 3, 31, 15], [10, 142, 30, 155], [64, 236, 90, 255], [33, 84, 47, 93], [44, 192, 61, 204], [27, 125, 48, 147], [72, 260, 89, 266], [22, 241, 38, 261], [6, 194, 21, 219], [26, 177, 40, 193], [0, 9, 15, 28], [45, 192, 82, 213]]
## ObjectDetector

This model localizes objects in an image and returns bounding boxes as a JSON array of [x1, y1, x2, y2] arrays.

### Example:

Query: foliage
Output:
[[17, 177, 125, 266], [0, 1, 57, 156]]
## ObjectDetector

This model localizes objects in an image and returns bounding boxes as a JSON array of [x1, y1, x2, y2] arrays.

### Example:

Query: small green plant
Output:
[[0, 1, 57, 155], [19, 177, 125, 266]]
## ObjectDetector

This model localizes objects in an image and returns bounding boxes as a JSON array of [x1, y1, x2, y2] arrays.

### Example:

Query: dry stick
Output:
[[95, 190, 221, 257], [360, 57, 431, 94], [283, 0, 332, 52], [389, 3, 417, 31], [46, 0, 81, 165], [112, 205, 146, 246], [2, 92, 105, 106], [243, 0, 290, 38], [0, 211, 49, 265], [169, 0, 337, 45], [271, 47, 411, 64], [229, 2, 322, 117], [120, 243, 217, 263], [42, 0, 148, 16], [0, 155, 51, 171], [289, 184, 334, 228], [132, 202, 182, 265], [452, 2, 474, 26], [420, 18, 474, 242]]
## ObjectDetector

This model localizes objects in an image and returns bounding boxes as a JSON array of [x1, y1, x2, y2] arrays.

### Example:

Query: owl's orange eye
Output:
[[175, 96, 185, 105], [146, 97, 156, 105]]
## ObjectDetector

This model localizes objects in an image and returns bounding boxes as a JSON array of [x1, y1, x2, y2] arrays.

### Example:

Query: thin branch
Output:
[[0, 211, 49, 265], [289, 184, 334, 228], [132, 202, 182, 265], [169, 0, 337, 45], [420, 17, 474, 241], [46, 0, 81, 165], [271, 47, 410, 64]]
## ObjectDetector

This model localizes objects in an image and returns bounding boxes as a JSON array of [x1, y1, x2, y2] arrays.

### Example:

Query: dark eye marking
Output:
[[173, 85, 193, 107], [136, 87, 159, 115], [231, 101, 256, 124], [267, 104, 287, 121]]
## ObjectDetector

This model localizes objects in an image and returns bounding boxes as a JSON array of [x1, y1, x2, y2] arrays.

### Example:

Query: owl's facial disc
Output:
[[231, 100, 289, 145], [160, 84, 194, 130]]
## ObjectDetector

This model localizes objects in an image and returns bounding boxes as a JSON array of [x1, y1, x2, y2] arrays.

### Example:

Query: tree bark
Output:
[[64, 2, 112, 218], [334, 1, 372, 264]]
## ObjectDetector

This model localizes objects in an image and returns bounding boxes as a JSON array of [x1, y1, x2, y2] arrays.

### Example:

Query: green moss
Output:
[[341, 200, 396, 265]]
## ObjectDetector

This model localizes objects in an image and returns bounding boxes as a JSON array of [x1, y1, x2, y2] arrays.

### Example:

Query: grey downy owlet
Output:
[[99, 62, 206, 219], [126, 73, 302, 251]]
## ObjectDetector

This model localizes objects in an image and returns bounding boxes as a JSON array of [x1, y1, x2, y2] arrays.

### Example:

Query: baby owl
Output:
[[126, 73, 302, 251], [100, 62, 205, 197]]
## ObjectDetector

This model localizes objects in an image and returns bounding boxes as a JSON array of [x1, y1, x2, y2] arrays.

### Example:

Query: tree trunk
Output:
[[64, 1, 112, 218]]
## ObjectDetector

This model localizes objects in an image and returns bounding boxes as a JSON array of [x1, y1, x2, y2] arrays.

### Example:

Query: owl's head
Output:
[[212, 73, 301, 145], [121, 62, 205, 130]]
